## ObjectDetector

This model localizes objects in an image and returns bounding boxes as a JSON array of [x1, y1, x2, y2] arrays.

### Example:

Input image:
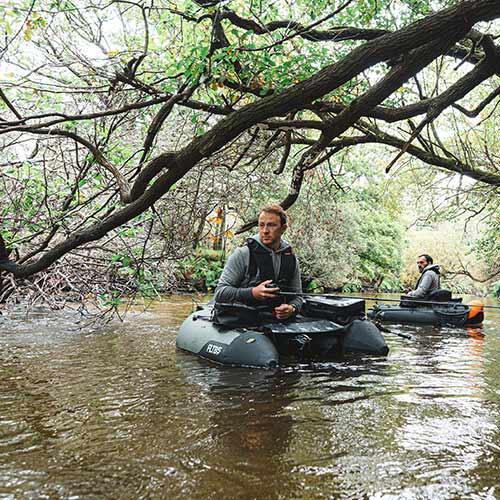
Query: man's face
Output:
[[258, 212, 286, 250], [416, 256, 428, 273]]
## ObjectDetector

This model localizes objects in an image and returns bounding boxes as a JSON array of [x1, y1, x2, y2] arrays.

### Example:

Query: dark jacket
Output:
[[214, 235, 303, 311]]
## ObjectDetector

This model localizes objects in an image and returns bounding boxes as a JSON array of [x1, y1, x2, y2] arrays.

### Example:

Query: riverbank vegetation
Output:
[[1, 0, 498, 307]]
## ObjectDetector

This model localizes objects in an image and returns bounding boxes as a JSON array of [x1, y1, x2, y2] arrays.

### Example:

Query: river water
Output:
[[0, 295, 499, 499]]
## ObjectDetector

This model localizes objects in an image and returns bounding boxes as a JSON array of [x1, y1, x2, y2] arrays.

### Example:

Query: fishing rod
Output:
[[274, 290, 500, 310]]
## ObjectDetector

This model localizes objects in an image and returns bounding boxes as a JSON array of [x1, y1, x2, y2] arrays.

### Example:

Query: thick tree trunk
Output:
[[1, 0, 499, 279]]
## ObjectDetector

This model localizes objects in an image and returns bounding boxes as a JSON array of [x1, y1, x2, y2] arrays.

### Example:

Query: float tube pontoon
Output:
[[176, 297, 389, 369], [368, 293, 484, 328]]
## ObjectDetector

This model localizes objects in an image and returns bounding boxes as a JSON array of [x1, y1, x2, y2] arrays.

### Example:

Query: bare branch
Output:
[[1, 0, 499, 279], [453, 86, 500, 117], [21, 127, 132, 202], [0, 89, 23, 120]]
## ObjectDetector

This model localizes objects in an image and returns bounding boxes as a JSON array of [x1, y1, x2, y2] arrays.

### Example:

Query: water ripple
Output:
[[0, 298, 498, 499]]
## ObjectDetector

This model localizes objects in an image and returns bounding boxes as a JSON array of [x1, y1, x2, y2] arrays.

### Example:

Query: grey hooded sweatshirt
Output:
[[214, 235, 303, 312], [407, 264, 440, 298]]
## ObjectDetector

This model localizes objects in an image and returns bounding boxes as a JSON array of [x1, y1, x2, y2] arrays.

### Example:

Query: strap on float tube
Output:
[[274, 290, 500, 311], [373, 322, 415, 341]]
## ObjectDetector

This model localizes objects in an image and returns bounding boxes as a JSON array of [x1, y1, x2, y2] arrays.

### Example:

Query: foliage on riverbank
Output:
[[1, 0, 498, 305]]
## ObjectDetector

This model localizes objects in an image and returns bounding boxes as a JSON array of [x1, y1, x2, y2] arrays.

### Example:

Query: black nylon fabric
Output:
[[246, 238, 296, 290], [246, 238, 297, 309], [427, 289, 452, 301]]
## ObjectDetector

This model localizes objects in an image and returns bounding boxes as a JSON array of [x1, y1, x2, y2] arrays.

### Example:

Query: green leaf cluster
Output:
[[177, 249, 225, 291]]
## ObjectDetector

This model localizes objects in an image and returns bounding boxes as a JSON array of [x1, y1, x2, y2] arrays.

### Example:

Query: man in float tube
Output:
[[214, 204, 303, 320], [407, 254, 440, 298]]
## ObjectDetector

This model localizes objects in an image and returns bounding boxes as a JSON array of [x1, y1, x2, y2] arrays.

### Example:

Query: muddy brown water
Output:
[[0, 295, 499, 499]]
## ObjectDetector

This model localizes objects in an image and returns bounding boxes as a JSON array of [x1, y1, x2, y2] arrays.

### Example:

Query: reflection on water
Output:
[[0, 296, 499, 499]]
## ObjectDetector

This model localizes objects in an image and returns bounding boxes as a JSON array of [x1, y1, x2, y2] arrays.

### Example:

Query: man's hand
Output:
[[274, 303, 296, 320], [251, 280, 280, 301]]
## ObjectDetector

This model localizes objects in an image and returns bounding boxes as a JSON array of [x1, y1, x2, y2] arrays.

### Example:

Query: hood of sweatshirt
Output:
[[423, 264, 440, 274]]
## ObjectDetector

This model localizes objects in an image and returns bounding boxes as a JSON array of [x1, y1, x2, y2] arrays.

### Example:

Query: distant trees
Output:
[[0, 0, 499, 286]]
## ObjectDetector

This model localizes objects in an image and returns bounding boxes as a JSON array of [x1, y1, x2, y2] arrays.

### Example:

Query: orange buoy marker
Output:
[[467, 300, 484, 325]]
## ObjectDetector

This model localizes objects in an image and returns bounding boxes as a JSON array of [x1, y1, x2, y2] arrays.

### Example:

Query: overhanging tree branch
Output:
[[19, 127, 132, 203], [1, 0, 500, 278], [453, 85, 500, 117]]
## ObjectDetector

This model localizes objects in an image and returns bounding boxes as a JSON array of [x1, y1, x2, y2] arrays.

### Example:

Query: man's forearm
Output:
[[214, 248, 255, 304], [214, 285, 254, 304]]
